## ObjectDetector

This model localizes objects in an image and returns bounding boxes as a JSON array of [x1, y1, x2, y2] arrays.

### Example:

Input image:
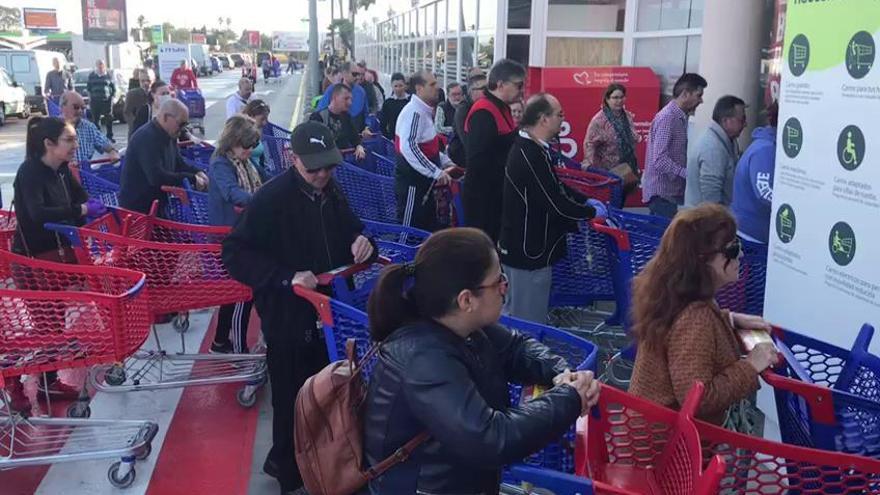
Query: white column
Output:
[[528, 0, 548, 66], [694, 0, 767, 144], [495, 0, 507, 61]]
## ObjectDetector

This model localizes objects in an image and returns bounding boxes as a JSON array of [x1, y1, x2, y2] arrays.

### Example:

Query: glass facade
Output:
[[356, 0, 704, 93]]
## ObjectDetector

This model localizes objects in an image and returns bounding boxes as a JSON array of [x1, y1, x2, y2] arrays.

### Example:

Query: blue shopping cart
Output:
[[73, 164, 120, 207], [262, 122, 293, 177], [361, 220, 430, 262], [335, 162, 398, 224], [179, 142, 214, 171], [161, 179, 209, 225]]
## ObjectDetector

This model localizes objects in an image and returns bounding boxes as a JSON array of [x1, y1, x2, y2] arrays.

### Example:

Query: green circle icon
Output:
[[783, 118, 803, 158], [837, 125, 866, 171], [846, 31, 875, 80], [789, 34, 810, 77], [776, 204, 796, 244], [829, 221, 856, 266]]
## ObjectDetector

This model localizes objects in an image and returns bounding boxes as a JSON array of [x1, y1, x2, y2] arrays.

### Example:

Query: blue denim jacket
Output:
[[207, 155, 263, 226]]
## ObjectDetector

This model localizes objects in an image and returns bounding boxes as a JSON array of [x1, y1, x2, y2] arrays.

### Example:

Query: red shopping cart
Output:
[[46, 205, 266, 408], [0, 249, 158, 487], [0, 209, 15, 250], [579, 380, 880, 494]]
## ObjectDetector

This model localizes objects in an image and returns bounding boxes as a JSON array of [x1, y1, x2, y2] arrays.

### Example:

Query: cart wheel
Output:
[[105, 365, 126, 386], [107, 461, 136, 488], [135, 443, 152, 461], [67, 402, 91, 418], [173, 313, 190, 333], [237, 387, 257, 408]]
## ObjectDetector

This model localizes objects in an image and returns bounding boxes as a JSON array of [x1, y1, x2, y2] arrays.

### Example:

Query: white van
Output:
[[0, 49, 69, 111], [0, 67, 28, 125]]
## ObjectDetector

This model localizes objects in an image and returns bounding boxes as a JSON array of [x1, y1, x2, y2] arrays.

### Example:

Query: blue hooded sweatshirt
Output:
[[731, 126, 776, 243]]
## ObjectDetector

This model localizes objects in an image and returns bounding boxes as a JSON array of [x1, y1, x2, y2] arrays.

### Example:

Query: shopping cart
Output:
[[0, 210, 15, 250], [335, 162, 398, 224], [792, 43, 808, 70], [46, 96, 61, 117], [786, 125, 801, 152], [161, 179, 209, 225], [46, 206, 266, 409], [0, 249, 158, 488], [365, 114, 382, 135], [178, 141, 214, 171], [361, 219, 430, 262], [77, 157, 123, 185], [262, 122, 293, 177], [849, 40, 874, 72], [580, 380, 880, 494], [293, 280, 598, 476], [763, 323, 880, 459], [345, 150, 396, 177], [362, 135, 395, 158], [554, 167, 624, 209], [177, 89, 205, 135], [71, 162, 121, 207]]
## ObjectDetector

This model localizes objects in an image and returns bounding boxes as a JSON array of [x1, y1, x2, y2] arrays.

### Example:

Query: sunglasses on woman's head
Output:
[[720, 238, 742, 260]]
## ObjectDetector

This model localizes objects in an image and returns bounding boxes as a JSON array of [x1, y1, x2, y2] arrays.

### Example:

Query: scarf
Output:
[[603, 106, 638, 174], [229, 155, 263, 194]]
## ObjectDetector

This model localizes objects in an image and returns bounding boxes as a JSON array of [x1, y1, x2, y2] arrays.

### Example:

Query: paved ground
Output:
[[0, 69, 307, 495], [0, 69, 305, 207]]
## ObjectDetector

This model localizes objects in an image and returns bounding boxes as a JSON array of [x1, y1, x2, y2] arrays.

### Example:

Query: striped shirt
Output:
[[74, 118, 112, 165], [642, 101, 689, 202]]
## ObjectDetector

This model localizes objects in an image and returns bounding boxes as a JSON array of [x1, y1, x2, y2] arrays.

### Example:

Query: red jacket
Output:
[[171, 68, 198, 89]]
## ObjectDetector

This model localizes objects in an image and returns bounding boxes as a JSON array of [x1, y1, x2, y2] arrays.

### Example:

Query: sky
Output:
[[4, 0, 411, 35]]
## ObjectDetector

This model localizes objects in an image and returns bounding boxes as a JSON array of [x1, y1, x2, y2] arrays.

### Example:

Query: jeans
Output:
[[502, 264, 552, 324]]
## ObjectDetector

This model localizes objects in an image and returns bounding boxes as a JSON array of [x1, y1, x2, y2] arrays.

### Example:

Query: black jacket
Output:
[[379, 96, 409, 140], [222, 169, 375, 341], [448, 98, 472, 167], [309, 108, 362, 150], [463, 92, 517, 243], [86, 71, 115, 103], [119, 120, 201, 213], [363, 320, 582, 494], [499, 133, 596, 270], [12, 157, 87, 255]]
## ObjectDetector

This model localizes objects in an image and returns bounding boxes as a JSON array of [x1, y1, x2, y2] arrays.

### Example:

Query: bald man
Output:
[[120, 99, 208, 213], [226, 77, 254, 118], [61, 90, 118, 164]]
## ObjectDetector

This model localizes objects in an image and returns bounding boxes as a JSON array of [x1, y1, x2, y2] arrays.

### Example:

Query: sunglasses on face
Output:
[[243, 140, 260, 150], [720, 238, 742, 261], [305, 164, 337, 174]]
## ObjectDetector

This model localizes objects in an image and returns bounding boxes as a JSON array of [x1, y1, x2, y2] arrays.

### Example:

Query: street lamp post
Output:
[[308, 0, 321, 97]]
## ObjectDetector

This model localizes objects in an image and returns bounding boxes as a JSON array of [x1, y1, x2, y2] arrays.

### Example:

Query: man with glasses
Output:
[[499, 93, 605, 323], [222, 121, 376, 495], [61, 90, 118, 165], [316, 61, 370, 133], [120, 99, 208, 213], [464, 59, 526, 243], [449, 73, 487, 167]]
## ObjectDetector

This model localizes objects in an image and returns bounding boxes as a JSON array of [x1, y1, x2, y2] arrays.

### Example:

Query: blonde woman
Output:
[[207, 115, 264, 354]]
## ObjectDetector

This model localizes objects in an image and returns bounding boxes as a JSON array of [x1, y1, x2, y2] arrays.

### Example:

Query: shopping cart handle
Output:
[[588, 219, 630, 250], [44, 223, 83, 247], [315, 257, 391, 286], [760, 370, 837, 425], [161, 185, 190, 205], [84, 157, 121, 168]]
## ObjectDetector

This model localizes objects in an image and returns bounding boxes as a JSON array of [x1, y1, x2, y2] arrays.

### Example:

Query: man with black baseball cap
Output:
[[222, 121, 376, 494]]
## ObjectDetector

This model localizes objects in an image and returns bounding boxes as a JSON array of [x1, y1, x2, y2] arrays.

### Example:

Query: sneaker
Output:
[[5, 380, 31, 414], [37, 379, 81, 400], [210, 340, 234, 354]]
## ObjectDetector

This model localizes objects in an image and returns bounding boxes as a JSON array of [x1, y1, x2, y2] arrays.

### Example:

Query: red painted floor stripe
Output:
[[146, 309, 263, 495]]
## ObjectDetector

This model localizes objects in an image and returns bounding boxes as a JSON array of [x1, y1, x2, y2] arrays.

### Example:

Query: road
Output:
[[0, 69, 306, 206]]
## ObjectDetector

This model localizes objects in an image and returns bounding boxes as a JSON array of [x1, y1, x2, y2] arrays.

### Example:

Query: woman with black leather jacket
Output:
[[362, 227, 600, 494]]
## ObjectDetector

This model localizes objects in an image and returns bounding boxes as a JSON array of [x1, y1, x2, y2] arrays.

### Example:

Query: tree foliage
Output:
[[0, 6, 21, 32]]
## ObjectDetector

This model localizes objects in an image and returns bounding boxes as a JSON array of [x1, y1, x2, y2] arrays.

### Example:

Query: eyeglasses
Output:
[[244, 140, 260, 150], [474, 272, 509, 293], [305, 164, 337, 174], [508, 80, 524, 90], [719, 238, 742, 261]]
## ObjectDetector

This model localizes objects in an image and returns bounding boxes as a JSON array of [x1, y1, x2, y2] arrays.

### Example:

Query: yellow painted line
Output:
[[289, 73, 307, 130]]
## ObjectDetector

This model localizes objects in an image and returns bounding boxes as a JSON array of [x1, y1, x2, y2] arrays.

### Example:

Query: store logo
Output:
[[782, 117, 803, 158], [788, 34, 810, 77], [829, 221, 856, 266], [776, 204, 796, 243], [573, 71, 591, 86], [837, 125, 865, 171], [846, 31, 875, 80]]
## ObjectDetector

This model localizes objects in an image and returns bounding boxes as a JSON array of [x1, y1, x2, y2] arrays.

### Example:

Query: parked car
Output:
[[216, 53, 231, 69], [230, 53, 244, 67], [210, 56, 222, 73], [0, 67, 29, 125], [72, 68, 127, 122]]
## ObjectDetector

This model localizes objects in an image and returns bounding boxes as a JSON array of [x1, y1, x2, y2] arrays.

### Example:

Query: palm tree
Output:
[[225, 17, 232, 31], [217, 16, 223, 29]]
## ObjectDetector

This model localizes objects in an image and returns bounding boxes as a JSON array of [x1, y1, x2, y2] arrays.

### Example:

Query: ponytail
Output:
[[367, 264, 418, 342], [367, 227, 497, 342]]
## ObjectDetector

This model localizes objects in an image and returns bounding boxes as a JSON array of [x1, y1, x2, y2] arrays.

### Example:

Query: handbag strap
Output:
[[364, 431, 431, 480]]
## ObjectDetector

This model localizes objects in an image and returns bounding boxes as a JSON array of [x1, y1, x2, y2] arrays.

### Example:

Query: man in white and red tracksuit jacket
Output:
[[394, 70, 458, 231]]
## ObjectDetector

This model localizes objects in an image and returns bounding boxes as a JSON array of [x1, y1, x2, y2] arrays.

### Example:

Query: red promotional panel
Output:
[[23, 8, 59, 30], [192, 33, 207, 44], [248, 31, 261, 48], [527, 66, 661, 206]]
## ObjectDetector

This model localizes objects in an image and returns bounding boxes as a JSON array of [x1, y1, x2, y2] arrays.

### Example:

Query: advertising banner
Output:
[[247, 31, 260, 48], [151, 25, 163, 45], [765, 0, 880, 351], [191, 33, 207, 44], [23, 8, 59, 30], [81, 0, 128, 43], [157, 43, 190, 83], [526, 66, 661, 206], [272, 31, 308, 52]]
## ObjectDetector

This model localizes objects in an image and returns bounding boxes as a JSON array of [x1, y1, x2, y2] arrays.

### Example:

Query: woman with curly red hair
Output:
[[628, 204, 778, 425]]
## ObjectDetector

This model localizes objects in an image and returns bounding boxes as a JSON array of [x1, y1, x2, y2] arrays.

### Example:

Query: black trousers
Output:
[[89, 99, 113, 139], [395, 170, 439, 232], [214, 301, 253, 353], [263, 319, 329, 491]]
